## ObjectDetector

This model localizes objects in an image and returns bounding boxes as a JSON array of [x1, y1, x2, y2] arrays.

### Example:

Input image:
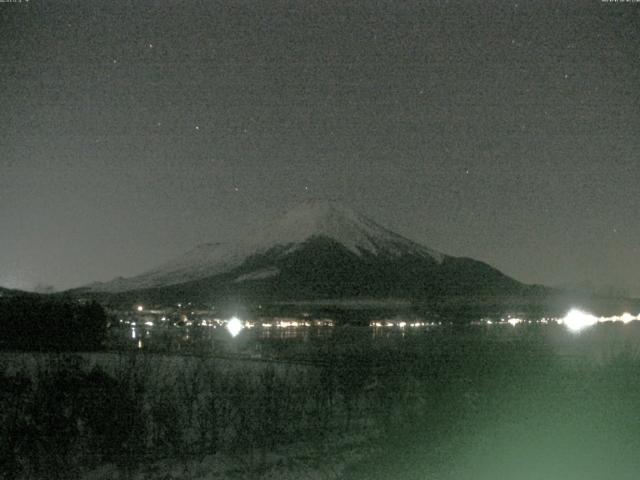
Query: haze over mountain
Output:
[[83, 201, 529, 305]]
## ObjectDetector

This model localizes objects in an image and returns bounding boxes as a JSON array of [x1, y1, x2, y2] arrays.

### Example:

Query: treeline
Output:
[[0, 296, 107, 351], [0, 353, 406, 479]]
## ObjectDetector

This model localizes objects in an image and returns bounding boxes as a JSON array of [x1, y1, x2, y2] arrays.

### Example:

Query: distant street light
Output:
[[227, 316, 244, 337], [563, 308, 597, 332]]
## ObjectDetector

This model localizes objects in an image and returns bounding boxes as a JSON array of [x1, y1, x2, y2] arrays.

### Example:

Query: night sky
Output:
[[1, 0, 639, 295]]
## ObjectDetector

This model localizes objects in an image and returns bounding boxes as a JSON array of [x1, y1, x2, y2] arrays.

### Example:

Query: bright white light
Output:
[[227, 316, 244, 337], [144, 321, 154, 327], [507, 318, 522, 327], [563, 309, 598, 332], [136, 305, 143, 312], [131, 328, 136, 339], [621, 312, 634, 324]]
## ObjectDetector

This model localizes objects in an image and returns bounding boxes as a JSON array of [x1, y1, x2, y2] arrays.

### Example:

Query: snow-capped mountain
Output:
[[89, 201, 443, 293], [86, 201, 524, 301]]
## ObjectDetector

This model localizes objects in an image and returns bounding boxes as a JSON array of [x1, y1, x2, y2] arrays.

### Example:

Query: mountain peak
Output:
[[257, 201, 442, 260], [268, 200, 366, 235], [88, 202, 444, 292], [263, 200, 368, 241]]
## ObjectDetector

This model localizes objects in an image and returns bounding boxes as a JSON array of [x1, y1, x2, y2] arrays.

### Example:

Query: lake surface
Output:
[[106, 318, 640, 366]]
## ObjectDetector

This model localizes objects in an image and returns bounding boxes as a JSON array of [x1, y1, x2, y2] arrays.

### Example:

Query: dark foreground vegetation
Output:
[[0, 297, 107, 351], [2, 325, 640, 479]]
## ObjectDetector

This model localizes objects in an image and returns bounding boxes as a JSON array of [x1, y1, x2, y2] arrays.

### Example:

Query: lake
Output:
[[106, 316, 640, 367]]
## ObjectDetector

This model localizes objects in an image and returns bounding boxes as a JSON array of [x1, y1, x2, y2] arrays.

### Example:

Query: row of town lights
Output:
[[134, 305, 639, 336]]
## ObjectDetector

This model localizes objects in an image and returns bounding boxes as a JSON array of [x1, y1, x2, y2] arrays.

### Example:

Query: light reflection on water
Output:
[[106, 314, 640, 363], [108, 320, 340, 353]]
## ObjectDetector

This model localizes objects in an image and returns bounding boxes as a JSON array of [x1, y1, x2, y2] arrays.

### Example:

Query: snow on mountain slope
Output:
[[89, 201, 444, 293], [257, 201, 443, 260], [233, 267, 280, 283]]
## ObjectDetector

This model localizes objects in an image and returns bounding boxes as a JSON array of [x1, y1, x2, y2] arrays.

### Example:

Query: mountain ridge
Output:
[[77, 201, 552, 312], [88, 201, 446, 293], [73, 201, 640, 317]]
